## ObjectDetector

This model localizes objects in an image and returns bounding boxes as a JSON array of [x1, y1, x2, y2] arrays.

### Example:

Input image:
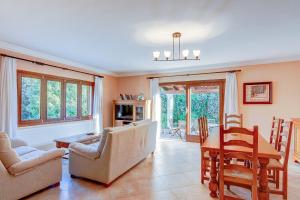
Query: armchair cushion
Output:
[[69, 142, 99, 160], [0, 133, 21, 169], [14, 146, 37, 156], [8, 149, 65, 176]]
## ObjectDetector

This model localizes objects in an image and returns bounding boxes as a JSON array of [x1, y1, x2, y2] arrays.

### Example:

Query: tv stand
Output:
[[112, 100, 151, 127]]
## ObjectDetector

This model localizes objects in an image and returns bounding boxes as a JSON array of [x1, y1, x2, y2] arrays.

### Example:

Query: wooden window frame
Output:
[[17, 71, 44, 126], [17, 70, 94, 127], [159, 79, 225, 143], [80, 82, 94, 120], [46, 77, 64, 123], [65, 80, 80, 121]]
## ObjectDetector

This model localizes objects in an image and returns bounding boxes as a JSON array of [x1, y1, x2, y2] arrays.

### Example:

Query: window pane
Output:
[[21, 77, 41, 121], [47, 80, 61, 119], [66, 83, 78, 118], [82, 85, 92, 116]]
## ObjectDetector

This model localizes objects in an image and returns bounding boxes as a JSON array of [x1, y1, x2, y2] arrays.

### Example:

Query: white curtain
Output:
[[224, 72, 239, 118], [0, 57, 17, 138], [93, 77, 103, 133], [150, 78, 161, 135]]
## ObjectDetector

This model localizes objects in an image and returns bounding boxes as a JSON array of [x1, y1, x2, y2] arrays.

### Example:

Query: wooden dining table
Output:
[[201, 131, 281, 200]]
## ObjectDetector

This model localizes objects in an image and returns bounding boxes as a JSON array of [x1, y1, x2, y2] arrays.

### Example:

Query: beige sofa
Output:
[[69, 120, 157, 185], [0, 134, 65, 200]]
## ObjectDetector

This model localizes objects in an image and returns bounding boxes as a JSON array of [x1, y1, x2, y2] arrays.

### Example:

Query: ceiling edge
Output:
[[1, 40, 300, 78], [0, 40, 117, 76]]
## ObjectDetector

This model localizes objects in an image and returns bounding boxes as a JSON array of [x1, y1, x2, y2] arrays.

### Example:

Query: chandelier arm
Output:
[[178, 36, 181, 60], [153, 58, 200, 61], [153, 32, 200, 61], [173, 35, 175, 60]]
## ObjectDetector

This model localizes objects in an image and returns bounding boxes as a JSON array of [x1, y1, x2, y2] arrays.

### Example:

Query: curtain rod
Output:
[[147, 69, 242, 79], [0, 54, 104, 78]]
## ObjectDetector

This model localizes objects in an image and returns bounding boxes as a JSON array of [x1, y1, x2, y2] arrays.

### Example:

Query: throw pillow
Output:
[[0, 133, 21, 169]]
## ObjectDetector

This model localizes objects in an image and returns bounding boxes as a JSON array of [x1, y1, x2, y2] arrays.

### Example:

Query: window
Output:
[[18, 70, 94, 126], [21, 76, 41, 121], [81, 84, 93, 117], [66, 82, 78, 118], [47, 80, 62, 119]]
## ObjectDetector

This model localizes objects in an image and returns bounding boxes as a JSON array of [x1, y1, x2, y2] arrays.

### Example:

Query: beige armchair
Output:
[[0, 133, 65, 200]]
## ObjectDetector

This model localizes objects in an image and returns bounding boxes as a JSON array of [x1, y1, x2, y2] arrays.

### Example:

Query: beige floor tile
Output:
[[24, 139, 300, 200]]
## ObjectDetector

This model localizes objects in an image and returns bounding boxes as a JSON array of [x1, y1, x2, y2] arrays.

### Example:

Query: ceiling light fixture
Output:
[[153, 32, 200, 61]]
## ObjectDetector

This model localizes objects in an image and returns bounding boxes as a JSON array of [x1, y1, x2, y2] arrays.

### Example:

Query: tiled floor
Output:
[[26, 139, 300, 200]]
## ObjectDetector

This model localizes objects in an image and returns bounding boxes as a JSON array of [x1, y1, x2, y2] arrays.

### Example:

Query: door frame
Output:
[[159, 79, 225, 142]]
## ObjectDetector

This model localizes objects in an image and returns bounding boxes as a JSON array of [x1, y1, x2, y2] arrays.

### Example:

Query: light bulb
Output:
[[153, 51, 160, 61], [164, 51, 171, 60], [193, 50, 201, 59], [182, 49, 189, 59]]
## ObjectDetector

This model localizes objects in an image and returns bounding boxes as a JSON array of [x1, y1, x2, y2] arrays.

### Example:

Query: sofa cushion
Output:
[[105, 124, 133, 132], [0, 133, 21, 169], [88, 142, 99, 148], [69, 142, 99, 160], [14, 146, 37, 156], [133, 119, 152, 126]]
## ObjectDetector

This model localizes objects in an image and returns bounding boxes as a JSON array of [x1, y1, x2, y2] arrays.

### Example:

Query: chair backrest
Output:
[[219, 125, 258, 199], [168, 118, 173, 129], [178, 120, 186, 129], [198, 117, 209, 145], [269, 117, 283, 150], [225, 113, 243, 129], [277, 121, 293, 169]]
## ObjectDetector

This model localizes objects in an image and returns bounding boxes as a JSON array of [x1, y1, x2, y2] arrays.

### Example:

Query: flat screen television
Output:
[[115, 104, 133, 120]]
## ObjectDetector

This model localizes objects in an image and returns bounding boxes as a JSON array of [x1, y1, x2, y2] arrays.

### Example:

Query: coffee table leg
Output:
[[209, 151, 218, 198], [258, 158, 270, 200]]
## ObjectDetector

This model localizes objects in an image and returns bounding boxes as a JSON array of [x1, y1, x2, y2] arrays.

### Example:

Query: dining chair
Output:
[[225, 113, 243, 129], [225, 113, 250, 167], [268, 117, 283, 183], [219, 125, 258, 200], [199, 117, 209, 144], [269, 117, 283, 150], [168, 119, 183, 139], [198, 116, 210, 184], [268, 121, 293, 199]]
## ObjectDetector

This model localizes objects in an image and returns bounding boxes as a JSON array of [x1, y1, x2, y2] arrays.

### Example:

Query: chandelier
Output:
[[152, 32, 200, 61]]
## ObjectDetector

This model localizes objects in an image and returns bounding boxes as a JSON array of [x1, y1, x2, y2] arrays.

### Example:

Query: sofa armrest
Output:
[[69, 142, 99, 160], [11, 138, 28, 148], [7, 149, 65, 176]]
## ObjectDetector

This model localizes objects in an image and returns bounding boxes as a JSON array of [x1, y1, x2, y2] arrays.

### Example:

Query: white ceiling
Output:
[[0, 0, 300, 75]]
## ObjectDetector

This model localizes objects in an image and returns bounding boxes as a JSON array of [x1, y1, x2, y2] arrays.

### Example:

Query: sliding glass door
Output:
[[160, 85, 186, 140], [187, 81, 224, 142], [160, 80, 224, 142]]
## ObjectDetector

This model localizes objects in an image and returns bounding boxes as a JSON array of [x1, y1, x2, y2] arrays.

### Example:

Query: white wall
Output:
[[17, 120, 93, 147]]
